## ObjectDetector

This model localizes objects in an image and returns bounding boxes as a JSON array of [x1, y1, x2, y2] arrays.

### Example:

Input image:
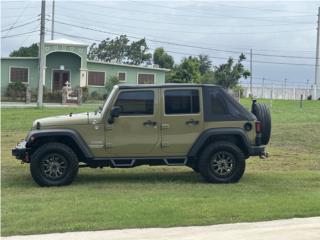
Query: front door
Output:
[[105, 89, 159, 157], [52, 70, 70, 91], [160, 88, 203, 154]]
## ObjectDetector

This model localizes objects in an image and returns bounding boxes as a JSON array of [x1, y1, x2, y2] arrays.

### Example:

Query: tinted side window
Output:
[[115, 91, 154, 115], [211, 94, 228, 115], [165, 90, 200, 114]]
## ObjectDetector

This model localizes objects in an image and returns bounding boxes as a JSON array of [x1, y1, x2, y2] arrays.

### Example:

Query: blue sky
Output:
[[1, 0, 319, 88]]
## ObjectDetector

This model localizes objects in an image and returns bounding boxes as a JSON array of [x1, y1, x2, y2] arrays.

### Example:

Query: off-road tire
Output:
[[198, 141, 245, 183], [30, 143, 79, 187], [252, 102, 271, 145]]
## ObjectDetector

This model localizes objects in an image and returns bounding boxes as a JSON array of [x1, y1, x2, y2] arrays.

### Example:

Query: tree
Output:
[[126, 38, 151, 65], [87, 35, 129, 63], [198, 54, 212, 75], [153, 47, 174, 69], [105, 75, 120, 94], [214, 53, 250, 89], [168, 57, 201, 83], [88, 35, 151, 65], [10, 43, 38, 57]]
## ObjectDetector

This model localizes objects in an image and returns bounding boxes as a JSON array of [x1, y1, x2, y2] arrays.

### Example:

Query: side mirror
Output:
[[108, 106, 120, 124]]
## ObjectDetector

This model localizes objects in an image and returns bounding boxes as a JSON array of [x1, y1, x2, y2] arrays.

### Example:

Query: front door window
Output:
[[52, 70, 70, 91]]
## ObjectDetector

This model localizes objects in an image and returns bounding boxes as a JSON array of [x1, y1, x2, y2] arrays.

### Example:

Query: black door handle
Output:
[[185, 119, 199, 126], [143, 120, 157, 127]]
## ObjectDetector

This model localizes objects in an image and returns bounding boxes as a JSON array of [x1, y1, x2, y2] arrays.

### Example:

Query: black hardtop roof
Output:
[[118, 83, 220, 89]]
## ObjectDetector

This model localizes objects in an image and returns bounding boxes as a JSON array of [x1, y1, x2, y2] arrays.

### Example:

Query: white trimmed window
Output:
[[137, 73, 155, 84], [10, 67, 28, 83], [118, 72, 127, 82], [88, 71, 105, 86]]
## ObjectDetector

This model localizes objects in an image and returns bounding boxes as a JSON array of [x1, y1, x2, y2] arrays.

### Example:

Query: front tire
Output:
[[198, 141, 245, 183], [30, 143, 79, 187]]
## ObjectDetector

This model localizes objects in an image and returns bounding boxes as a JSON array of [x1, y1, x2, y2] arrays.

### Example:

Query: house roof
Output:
[[45, 38, 88, 46], [88, 60, 170, 72]]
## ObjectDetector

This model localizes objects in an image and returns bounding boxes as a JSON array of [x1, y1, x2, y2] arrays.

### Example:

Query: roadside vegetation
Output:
[[1, 99, 320, 236]]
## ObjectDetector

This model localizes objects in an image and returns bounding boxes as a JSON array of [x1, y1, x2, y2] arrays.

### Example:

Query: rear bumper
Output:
[[12, 140, 29, 161], [248, 145, 266, 156]]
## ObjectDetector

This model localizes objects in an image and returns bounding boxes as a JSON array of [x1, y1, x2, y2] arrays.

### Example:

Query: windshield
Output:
[[102, 86, 118, 113]]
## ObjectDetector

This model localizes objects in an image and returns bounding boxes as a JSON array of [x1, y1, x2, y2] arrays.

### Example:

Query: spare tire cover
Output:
[[252, 102, 271, 145]]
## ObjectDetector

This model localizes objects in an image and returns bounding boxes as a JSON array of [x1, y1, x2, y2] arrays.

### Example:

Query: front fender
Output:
[[26, 129, 93, 159]]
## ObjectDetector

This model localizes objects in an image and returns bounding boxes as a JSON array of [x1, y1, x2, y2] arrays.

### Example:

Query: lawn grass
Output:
[[1, 99, 320, 236]]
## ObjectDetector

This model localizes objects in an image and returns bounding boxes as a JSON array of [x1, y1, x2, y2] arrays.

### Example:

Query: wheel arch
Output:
[[187, 128, 250, 166], [26, 129, 93, 162]]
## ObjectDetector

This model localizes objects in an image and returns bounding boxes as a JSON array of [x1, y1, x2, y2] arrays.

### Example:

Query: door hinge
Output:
[[106, 143, 112, 149], [161, 142, 169, 148], [161, 123, 170, 129]]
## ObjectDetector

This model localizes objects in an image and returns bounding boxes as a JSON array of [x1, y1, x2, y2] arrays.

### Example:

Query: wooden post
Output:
[[300, 94, 303, 108]]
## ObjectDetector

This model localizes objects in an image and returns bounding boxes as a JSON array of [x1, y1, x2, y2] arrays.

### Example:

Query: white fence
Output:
[[242, 85, 320, 100]]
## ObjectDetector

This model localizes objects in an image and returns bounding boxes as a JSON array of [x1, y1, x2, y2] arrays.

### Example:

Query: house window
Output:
[[88, 71, 105, 86], [137, 73, 155, 84], [115, 91, 154, 115], [164, 90, 200, 115], [10, 67, 28, 83], [118, 72, 126, 82]]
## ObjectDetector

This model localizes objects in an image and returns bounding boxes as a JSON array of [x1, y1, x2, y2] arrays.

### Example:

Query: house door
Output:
[[52, 70, 70, 91]]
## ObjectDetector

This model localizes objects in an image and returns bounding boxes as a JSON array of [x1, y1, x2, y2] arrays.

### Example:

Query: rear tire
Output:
[[198, 141, 245, 183], [252, 102, 271, 145], [30, 143, 79, 187]]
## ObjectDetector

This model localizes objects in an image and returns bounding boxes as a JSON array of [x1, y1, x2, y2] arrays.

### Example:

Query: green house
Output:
[[1, 38, 169, 95]]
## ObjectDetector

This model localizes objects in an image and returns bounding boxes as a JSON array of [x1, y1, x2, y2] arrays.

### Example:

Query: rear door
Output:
[[160, 87, 203, 155]]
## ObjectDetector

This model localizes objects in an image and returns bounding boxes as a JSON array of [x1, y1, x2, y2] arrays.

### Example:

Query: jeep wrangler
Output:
[[12, 84, 271, 186]]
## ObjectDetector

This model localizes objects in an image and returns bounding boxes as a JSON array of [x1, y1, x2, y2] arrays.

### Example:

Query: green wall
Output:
[[87, 61, 166, 94], [1, 58, 39, 94], [45, 52, 81, 91]]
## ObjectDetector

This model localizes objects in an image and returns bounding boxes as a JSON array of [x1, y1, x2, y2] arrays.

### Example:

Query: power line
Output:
[[1, 30, 39, 39], [51, 19, 317, 66], [1, 19, 39, 32], [84, 1, 316, 22], [52, 13, 316, 57], [50, 29, 318, 67]]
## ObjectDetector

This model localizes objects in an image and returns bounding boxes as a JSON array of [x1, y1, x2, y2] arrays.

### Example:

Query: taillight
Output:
[[255, 121, 261, 133]]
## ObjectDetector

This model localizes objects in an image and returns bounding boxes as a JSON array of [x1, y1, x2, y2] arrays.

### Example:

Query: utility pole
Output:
[[283, 78, 287, 100], [250, 48, 253, 96], [315, 6, 320, 100], [262, 77, 265, 99], [307, 79, 309, 96], [51, 0, 55, 40], [37, 0, 46, 108]]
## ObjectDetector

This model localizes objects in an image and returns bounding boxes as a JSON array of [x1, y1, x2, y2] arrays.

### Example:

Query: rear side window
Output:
[[211, 95, 228, 115], [165, 90, 200, 114], [115, 91, 154, 115]]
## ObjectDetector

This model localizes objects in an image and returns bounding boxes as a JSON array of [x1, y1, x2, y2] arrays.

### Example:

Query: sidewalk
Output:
[[3, 217, 320, 240]]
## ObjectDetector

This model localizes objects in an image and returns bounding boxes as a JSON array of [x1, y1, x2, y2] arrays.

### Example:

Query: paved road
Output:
[[3, 217, 320, 240]]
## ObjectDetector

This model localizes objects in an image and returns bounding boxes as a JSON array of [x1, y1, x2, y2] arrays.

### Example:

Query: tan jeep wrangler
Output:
[[12, 84, 271, 186]]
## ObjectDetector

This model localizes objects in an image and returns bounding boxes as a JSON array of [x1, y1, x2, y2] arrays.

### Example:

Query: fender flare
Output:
[[26, 129, 93, 159], [187, 128, 250, 158]]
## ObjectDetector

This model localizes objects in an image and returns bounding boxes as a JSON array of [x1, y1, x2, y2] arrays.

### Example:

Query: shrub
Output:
[[43, 91, 62, 103], [6, 82, 27, 99], [90, 91, 102, 100], [81, 86, 89, 103]]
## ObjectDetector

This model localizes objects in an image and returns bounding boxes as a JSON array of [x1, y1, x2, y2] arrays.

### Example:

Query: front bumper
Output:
[[248, 145, 266, 157], [12, 140, 29, 161]]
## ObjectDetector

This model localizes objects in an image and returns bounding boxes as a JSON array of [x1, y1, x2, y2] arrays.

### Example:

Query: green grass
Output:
[[1, 99, 320, 236]]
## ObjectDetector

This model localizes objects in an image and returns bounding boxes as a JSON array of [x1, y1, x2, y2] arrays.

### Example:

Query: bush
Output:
[[43, 91, 62, 103], [6, 82, 27, 99], [81, 87, 89, 103], [90, 91, 102, 100]]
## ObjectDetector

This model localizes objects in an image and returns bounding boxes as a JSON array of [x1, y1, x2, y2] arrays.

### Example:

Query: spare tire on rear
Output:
[[251, 101, 271, 145]]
